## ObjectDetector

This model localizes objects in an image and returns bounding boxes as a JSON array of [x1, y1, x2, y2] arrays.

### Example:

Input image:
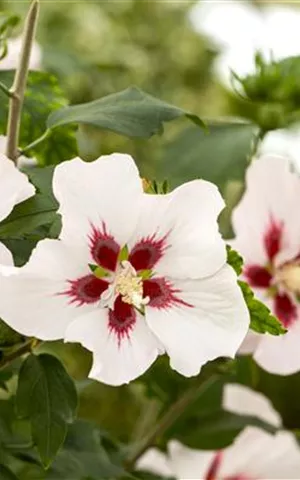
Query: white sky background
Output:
[[189, 0, 300, 168]]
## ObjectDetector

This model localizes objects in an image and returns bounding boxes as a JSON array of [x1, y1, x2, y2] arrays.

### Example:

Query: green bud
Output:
[[257, 103, 286, 131]]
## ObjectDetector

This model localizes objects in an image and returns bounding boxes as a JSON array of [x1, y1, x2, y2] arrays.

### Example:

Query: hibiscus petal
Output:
[[0, 242, 14, 266], [52, 153, 143, 247], [145, 265, 249, 377], [254, 320, 300, 375], [231, 155, 300, 266], [168, 441, 216, 480], [220, 427, 300, 479], [0, 153, 35, 222], [65, 309, 163, 386], [223, 384, 281, 428], [129, 179, 226, 279], [0, 239, 92, 339], [238, 330, 261, 355], [137, 448, 173, 477]]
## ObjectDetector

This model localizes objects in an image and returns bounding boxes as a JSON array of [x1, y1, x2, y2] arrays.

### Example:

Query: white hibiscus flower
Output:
[[138, 384, 300, 479], [259, 128, 300, 174], [232, 154, 300, 375], [0, 154, 249, 386]]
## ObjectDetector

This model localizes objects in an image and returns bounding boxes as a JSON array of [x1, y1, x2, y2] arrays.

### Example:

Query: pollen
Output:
[[115, 261, 148, 308], [277, 262, 300, 294]]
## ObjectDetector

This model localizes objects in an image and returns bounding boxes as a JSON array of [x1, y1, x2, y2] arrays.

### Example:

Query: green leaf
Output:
[[0, 13, 20, 63], [0, 196, 57, 238], [159, 122, 259, 191], [226, 247, 285, 336], [0, 71, 77, 165], [0, 398, 15, 444], [0, 465, 18, 480], [47, 86, 204, 139], [16, 354, 78, 468], [0, 13, 20, 35], [1, 239, 39, 266], [226, 245, 243, 276], [234, 356, 300, 430], [239, 281, 286, 335], [0, 166, 58, 239], [0, 319, 23, 347], [47, 420, 128, 479], [133, 473, 175, 480], [173, 409, 276, 450]]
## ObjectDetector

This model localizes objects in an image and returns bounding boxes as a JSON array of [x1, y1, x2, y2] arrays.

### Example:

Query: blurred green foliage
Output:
[[0, 0, 229, 172]]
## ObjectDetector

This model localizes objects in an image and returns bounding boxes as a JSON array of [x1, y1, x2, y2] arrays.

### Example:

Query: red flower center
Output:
[[89, 223, 120, 272], [61, 224, 191, 342], [244, 217, 298, 328], [204, 452, 253, 480]]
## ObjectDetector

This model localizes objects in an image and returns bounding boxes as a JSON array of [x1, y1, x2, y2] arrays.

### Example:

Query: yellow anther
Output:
[[114, 261, 149, 309], [115, 272, 143, 305], [277, 262, 300, 294]]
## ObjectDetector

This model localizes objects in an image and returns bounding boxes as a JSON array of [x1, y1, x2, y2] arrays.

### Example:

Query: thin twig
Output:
[[0, 80, 14, 98], [20, 128, 51, 154], [125, 374, 219, 470], [5, 0, 40, 162], [0, 340, 33, 369]]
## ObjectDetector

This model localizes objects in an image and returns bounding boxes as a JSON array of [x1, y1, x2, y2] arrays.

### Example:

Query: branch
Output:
[[0, 340, 33, 369], [125, 374, 219, 470], [0, 338, 40, 369], [5, 1, 40, 163]]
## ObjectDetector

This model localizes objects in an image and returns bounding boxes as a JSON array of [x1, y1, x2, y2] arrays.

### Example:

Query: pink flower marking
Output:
[[244, 217, 298, 328], [205, 451, 223, 480], [64, 274, 109, 306], [274, 292, 297, 328], [129, 233, 169, 271], [263, 217, 283, 261], [244, 265, 272, 289], [108, 295, 136, 346], [89, 222, 120, 272], [143, 277, 192, 309], [205, 451, 254, 480]]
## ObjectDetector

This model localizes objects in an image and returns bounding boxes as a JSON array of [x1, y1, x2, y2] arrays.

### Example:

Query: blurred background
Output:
[[3, 0, 300, 110], [1, 0, 300, 188]]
